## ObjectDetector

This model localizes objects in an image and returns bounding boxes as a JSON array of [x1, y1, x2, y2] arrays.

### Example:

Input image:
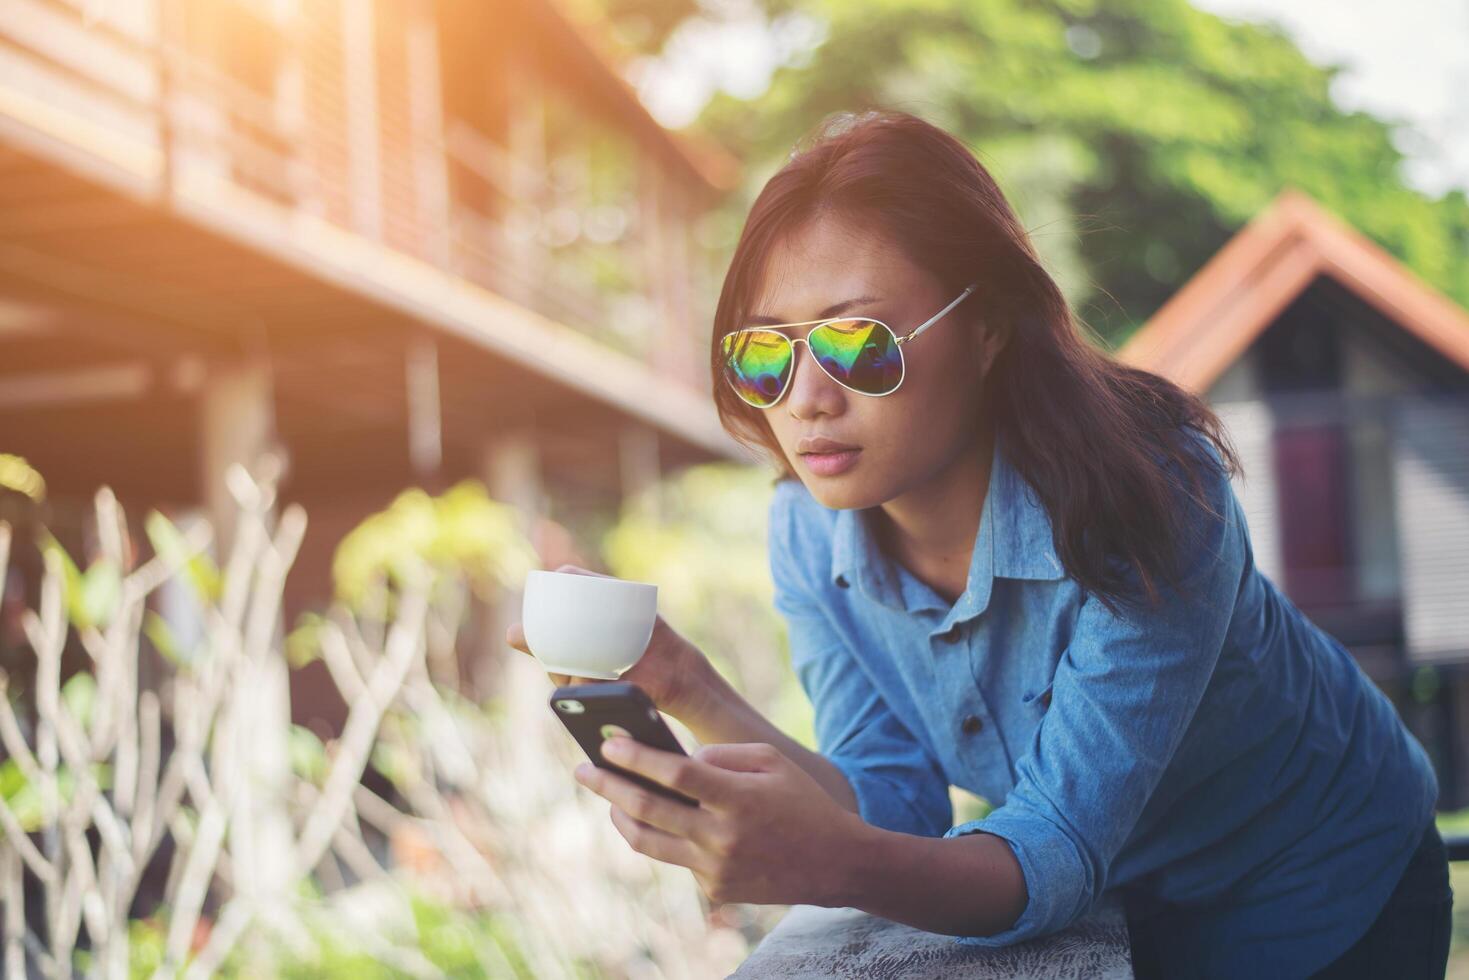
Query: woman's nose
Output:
[[784, 340, 843, 414]]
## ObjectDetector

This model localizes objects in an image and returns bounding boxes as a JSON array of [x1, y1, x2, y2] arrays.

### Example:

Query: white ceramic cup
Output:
[[521, 569, 658, 680]]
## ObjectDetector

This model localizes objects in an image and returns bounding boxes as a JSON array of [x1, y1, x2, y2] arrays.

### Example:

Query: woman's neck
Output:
[[871, 423, 996, 605]]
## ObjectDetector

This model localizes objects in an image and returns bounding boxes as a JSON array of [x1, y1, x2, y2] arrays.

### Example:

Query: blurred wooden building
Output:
[[0, 4, 747, 593], [1121, 187, 1469, 807], [0, 0, 752, 730]]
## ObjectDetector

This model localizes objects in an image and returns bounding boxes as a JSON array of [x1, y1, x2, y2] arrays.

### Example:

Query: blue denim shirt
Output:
[[767, 426, 1439, 977]]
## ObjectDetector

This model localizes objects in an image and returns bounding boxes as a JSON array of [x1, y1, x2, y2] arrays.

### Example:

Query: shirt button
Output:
[[835, 574, 849, 589], [961, 714, 984, 735]]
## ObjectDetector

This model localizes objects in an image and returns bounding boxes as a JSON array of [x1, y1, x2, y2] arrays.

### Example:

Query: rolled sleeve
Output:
[[946, 439, 1247, 945], [943, 807, 1092, 944], [769, 482, 953, 839]]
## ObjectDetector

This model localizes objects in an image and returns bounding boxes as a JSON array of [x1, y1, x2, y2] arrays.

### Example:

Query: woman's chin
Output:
[[805, 478, 885, 512]]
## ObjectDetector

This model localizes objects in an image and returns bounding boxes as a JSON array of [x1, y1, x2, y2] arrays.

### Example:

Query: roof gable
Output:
[[1117, 187, 1469, 392]]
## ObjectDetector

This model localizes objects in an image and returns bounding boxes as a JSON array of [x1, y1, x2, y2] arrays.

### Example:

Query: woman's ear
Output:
[[974, 316, 1009, 376]]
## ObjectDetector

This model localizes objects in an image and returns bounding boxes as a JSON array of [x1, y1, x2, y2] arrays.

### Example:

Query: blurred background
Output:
[[0, 0, 1466, 976]]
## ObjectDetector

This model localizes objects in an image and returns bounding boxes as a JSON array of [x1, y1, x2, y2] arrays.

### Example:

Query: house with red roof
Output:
[[1120, 187, 1469, 806]]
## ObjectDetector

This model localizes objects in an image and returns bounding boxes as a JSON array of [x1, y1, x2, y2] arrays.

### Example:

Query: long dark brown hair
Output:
[[709, 108, 1241, 613]]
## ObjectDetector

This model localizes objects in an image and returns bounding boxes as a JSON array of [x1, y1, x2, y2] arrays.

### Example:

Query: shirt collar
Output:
[[828, 429, 1065, 623]]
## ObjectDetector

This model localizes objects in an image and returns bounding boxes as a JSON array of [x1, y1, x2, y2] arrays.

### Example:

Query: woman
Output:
[[508, 109, 1450, 978]]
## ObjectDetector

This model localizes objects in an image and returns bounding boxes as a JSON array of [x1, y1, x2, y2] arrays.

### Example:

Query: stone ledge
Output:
[[729, 896, 1133, 979]]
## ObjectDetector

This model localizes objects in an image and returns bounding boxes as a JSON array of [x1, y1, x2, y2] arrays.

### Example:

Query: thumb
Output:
[[693, 743, 780, 774]]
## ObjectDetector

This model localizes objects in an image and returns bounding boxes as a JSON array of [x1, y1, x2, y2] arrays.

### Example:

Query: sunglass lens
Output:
[[722, 330, 792, 408], [810, 319, 902, 394]]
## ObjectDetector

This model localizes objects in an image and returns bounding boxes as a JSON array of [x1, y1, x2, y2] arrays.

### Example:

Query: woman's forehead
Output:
[[749, 218, 910, 302], [744, 267, 901, 325], [743, 291, 887, 328]]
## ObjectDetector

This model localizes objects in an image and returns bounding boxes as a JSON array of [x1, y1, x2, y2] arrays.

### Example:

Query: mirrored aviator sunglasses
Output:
[[720, 316, 905, 409]]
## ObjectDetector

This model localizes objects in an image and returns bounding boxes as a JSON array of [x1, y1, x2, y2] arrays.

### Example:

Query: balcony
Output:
[[441, 116, 671, 366], [0, 0, 719, 389]]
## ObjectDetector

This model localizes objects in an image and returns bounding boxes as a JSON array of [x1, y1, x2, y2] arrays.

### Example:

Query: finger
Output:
[[599, 737, 734, 807], [548, 675, 619, 693], [692, 742, 784, 774], [578, 761, 705, 839], [608, 804, 704, 870], [505, 622, 528, 652]]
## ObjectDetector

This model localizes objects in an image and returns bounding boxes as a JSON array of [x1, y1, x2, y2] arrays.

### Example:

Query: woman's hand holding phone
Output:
[[573, 737, 869, 908], [506, 564, 717, 724], [513, 565, 863, 832]]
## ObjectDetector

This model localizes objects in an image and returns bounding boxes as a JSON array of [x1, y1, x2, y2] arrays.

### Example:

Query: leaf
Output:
[[144, 511, 221, 604], [0, 758, 103, 831], [61, 672, 97, 731], [329, 479, 537, 609], [0, 756, 25, 800], [287, 725, 328, 784], [0, 453, 45, 501], [38, 530, 87, 628], [285, 613, 325, 669], [143, 611, 185, 666], [0, 757, 44, 830], [80, 558, 121, 630], [369, 741, 415, 788]]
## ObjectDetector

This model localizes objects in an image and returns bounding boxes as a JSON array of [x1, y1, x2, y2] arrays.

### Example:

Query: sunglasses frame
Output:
[[720, 282, 980, 409]]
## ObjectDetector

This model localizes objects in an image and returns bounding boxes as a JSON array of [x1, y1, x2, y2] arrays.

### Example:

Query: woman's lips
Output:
[[801, 448, 861, 476]]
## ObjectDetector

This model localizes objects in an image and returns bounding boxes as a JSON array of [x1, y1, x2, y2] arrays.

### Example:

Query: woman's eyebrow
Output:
[[746, 295, 882, 326]]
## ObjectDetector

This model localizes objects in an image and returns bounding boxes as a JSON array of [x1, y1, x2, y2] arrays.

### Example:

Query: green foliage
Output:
[[268, 891, 583, 980], [111, 913, 253, 980], [601, 462, 817, 745], [72, 915, 172, 979], [1436, 806, 1469, 836], [38, 531, 121, 630], [0, 757, 37, 829], [79, 558, 121, 630], [111, 889, 571, 979], [690, 0, 1469, 345], [0, 755, 111, 832], [558, 0, 703, 57], [276, 933, 401, 980], [124, 916, 167, 979], [952, 785, 994, 825], [0, 452, 46, 501], [287, 724, 329, 784], [368, 715, 422, 790], [330, 480, 538, 609], [409, 894, 543, 979], [144, 511, 222, 605], [143, 610, 205, 668], [285, 611, 325, 669], [61, 671, 96, 730], [602, 463, 778, 636]]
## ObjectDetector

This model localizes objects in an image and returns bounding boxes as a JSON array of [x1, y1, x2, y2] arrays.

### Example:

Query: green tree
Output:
[[610, 0, 1469, 344]]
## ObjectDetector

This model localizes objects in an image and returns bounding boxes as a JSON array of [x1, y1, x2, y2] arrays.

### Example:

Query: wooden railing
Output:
[[0, 0, 705, 375], [441, 114, 660, 359]]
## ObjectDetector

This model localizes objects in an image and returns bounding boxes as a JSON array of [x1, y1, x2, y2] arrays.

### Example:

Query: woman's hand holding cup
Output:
[[507, 564, 714, 723]]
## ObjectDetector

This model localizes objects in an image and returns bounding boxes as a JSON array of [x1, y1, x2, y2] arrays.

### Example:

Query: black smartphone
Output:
[[549, 681, 700, 808]]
